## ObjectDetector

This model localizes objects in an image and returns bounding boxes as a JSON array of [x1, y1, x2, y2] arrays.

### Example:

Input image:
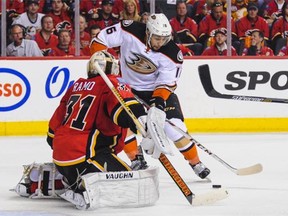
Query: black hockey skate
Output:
[[191, 161, 210, 179], [131, 154, 148, 170]]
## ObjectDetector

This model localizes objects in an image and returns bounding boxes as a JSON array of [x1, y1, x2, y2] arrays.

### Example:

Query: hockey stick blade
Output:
[[198, 64, 288, 104], [236, 163, 263, 175], [193, 140, 263, 176], [192, 188, 229, 206]]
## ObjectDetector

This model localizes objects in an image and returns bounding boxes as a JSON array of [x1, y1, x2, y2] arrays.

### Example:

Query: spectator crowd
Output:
[[1, 0, 288, 57]]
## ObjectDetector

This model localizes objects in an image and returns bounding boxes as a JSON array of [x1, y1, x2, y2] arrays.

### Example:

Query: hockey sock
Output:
[[175, 138, 200, 165], [124, 133, 139, 161]]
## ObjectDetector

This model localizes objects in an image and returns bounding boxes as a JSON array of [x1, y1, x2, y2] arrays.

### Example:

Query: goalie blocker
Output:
[[12, 162, 159, 210]]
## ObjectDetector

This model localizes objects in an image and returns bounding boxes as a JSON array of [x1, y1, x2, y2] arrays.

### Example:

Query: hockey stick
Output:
[[133, 94, 263, 176], [94, 61, 228, 206], [198, 64, 288, 104]]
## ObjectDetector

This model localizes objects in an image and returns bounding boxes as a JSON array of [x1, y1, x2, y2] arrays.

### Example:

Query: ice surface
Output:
[[0, 133, 288, 216]]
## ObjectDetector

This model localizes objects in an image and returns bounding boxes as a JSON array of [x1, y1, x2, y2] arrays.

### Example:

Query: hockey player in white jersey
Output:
[[12, 0, 45, 40], [90, 13, 210, 179]]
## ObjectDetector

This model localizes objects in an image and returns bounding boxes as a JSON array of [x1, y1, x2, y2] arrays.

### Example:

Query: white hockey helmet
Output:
[[87, 50, 119, 78], [146, 13, 172, 47]]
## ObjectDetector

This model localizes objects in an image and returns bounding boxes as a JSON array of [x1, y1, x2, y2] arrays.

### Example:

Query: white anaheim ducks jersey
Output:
[[94, 20, 183, 91], [12, 12, 45, 38]]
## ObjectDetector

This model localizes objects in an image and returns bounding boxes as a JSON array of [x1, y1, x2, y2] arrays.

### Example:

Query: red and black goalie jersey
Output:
[[47, 74, 144, 166]]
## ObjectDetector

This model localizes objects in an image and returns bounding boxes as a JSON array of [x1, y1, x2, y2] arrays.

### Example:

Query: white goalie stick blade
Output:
[[198, 64, 288, 104], [192, 188, 229, 206], [236, 163, 263, 176]]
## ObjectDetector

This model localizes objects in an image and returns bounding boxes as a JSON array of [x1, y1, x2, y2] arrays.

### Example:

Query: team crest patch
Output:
[[56, 20, 72, 32], [117, 83, 129, 92], [122, 20, 133, 27], [177, 50, 183, 62]]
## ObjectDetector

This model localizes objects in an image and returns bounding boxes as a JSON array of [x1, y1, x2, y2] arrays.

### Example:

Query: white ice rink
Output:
[[0, 133, 288, 216]]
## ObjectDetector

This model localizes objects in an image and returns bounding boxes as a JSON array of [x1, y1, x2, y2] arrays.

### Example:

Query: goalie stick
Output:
[[94, 61, 228, 206], [198, 64, 288, 104], [133, 94, 263, 176]]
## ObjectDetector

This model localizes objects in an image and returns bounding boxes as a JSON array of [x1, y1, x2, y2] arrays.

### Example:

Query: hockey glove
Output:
[[129, 115, 147, 135], [140, 135, 161, 159]]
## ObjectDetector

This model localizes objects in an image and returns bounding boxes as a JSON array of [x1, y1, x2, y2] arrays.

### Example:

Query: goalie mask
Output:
[[87, 50, 119, 78], [146, 13, 172, 49]]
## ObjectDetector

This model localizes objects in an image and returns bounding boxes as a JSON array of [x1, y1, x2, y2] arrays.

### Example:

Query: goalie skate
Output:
[[11, 162, 65, 198]]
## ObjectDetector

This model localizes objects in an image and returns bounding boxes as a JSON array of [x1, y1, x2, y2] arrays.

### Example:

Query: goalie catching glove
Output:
[[141, 106, 174, 159]]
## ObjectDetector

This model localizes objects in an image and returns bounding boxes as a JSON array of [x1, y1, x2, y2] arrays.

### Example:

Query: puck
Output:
[[212, 184, 222, 188]]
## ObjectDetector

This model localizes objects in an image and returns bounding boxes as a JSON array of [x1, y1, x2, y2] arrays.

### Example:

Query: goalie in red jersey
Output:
[[47, 51, 152, 190], [14, 51, 170, 209]]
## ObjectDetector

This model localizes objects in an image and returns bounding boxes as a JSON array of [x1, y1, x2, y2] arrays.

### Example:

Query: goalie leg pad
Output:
[[81, 166, 159, 209], [59, 189, 89, 210]]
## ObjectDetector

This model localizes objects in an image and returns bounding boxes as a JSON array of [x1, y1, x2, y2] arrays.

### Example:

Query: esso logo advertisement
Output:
[[0, 68, 30, 112]]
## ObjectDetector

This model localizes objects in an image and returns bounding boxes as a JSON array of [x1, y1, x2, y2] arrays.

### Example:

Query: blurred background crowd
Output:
[[1, 0, 288, 57]]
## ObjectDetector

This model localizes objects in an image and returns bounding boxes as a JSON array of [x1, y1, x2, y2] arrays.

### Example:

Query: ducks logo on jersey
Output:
[[125, 52, 157, 74]]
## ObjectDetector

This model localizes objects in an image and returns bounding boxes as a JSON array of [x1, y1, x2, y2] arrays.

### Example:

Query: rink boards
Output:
[[1, 56, 288, 135]]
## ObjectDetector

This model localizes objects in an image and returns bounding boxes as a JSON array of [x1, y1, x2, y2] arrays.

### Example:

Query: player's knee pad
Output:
[[164, 118, 188, 142], [164, 118, 196, 152], [81, 166, 159, 209], [12, 162, 65, 198]]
